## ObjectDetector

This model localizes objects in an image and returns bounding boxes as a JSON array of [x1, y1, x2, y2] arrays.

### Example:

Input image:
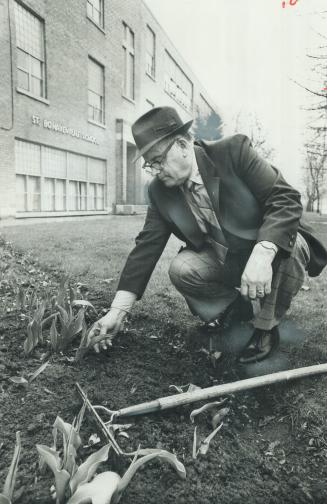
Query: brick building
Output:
[[0, 0, 220, 221]]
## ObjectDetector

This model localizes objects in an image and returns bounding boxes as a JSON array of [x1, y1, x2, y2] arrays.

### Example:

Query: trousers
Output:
[[169, 233, 310, 330]]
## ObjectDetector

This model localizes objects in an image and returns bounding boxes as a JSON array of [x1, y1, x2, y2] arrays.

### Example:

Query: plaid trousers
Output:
[[169, 233, 310, 331]]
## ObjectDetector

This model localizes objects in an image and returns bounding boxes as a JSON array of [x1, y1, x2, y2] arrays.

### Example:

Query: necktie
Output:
[[186, 180, 228, 263]]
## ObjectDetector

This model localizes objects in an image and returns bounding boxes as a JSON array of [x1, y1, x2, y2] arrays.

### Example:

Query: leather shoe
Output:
[[238, 327, 280, 364], [204, 295, 253, 332]]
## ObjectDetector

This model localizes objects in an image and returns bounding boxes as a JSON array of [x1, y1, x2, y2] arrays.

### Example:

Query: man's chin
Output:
[[161, 178, 176, 187]]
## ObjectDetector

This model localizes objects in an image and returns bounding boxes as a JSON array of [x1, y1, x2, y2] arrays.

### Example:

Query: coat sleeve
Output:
[[117, 192, 171, 299], [230, 134, 303, 254]]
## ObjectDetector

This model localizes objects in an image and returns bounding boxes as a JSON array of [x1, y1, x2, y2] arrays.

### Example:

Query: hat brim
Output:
[[132, 119, 193, 163]]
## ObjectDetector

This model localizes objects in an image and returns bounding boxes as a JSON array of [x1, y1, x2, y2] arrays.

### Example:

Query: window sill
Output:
[[146, 72, 156, 82], [86, 15, 105, 34], [122, 94, 135, 105], [17, 87, 50, 105], [88, 119, 106, 129]]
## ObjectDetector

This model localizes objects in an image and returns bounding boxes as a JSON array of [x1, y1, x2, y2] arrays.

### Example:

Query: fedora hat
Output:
[[132, 106, 193, 162]]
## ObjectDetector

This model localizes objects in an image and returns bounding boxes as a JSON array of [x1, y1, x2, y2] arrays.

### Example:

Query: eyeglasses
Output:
[[142, 139, 176, 175]]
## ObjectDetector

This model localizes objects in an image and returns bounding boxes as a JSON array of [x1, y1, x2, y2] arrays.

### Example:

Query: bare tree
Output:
[[302, 141, 327, 212], [301, 24, 327, 213], [231, 111, 275, 162]]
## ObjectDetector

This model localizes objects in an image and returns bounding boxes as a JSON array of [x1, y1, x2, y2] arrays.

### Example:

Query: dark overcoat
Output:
[[118, 134, 327, 298]]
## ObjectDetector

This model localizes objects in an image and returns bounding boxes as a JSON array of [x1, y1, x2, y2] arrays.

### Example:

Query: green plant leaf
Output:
[[75, 400, 87, 434], [112, 450, 186, 504], [69, 285, 76, 306], [190, 400, 227, 423], [67, 472, 121, 504], [72, 300, 97, 314], [68, 309, 85, 340], [111, 453, 158, 504], [34, 301, 46, 324], [69, 444, 110, 494], [53, 417, 82, 452], [36, 444, 70, 504], [198, 423, 224, 456], [29, 360, 50, 383], [23, 320, 39, 354], [57, 276, 69, 309], [2, 432, 21, 501], [57, 305, 69, 327], [0, 494, 11, 504], [134, 449, 186, 480], [9, 376, 28, 386], [211, 407, 230, 430], [50, 319, 59, 352], [75, 321, 89, 362]]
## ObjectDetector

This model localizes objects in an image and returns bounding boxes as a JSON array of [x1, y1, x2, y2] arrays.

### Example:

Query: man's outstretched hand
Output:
[[87, 308, 127, 353]]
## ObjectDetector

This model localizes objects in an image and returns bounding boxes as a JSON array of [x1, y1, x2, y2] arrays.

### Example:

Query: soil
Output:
[[1, 237, 327, 504]]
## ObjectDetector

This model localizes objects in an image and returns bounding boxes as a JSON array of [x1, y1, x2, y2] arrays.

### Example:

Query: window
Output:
[[68, 152, 87, 181], [15, 140, 106, 213], [69, 181, 87, 211], [146, 26, 155, 78], [16, 175, 27, 212], [14, 2, 46, 98], [88, 57, 105, 124], [16, 175, 41, 211], [164, 51, 193, 112], [122, 23, 135, 100], [89, 183, 104, 210], [43, 178, 66, 211], [55, 179, 66, 211], [87, 0, 103, 27]]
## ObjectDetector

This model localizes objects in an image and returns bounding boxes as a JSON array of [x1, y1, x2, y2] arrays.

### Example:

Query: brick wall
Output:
[[0, 0, 16, 219], [0, 0, 221, 219]]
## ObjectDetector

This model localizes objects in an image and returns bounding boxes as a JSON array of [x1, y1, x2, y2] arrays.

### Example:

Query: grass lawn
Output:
[[2, 212, 327, 357], [0, 215, 194, 328], [1, 213, 327, 504]]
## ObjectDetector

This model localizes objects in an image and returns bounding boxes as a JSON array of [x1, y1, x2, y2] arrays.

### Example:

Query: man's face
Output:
[[143, 137, 193, 187]]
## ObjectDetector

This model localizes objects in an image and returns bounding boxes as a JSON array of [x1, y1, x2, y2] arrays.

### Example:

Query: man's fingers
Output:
[[256, 284, 265, 298], [248, 286, 257, 299], [240, 281, 248, 298], [264, 283, 271, 295]]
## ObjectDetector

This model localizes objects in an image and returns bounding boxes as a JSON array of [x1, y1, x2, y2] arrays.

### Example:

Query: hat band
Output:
[[153, 121, 178, 136]]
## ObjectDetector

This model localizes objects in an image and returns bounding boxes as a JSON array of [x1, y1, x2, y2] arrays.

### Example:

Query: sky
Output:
[[144, 0, 327, 190]]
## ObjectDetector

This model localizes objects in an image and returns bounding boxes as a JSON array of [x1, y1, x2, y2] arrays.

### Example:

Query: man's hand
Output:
[[87, 308, 127, 353], [241, 242, 277, 300]]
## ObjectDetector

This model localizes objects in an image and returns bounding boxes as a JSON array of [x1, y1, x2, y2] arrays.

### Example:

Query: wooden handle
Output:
[[115, 363, 327, 417]]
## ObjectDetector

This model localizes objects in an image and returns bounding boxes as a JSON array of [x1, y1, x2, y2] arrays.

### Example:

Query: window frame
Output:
[[86, 0, 104, 29], [14, 1, 46, 99], [88, 56, 105, 125], [122, 22, 135, 101], [145, 25, 156, 80], [15, 140, 107, 214]]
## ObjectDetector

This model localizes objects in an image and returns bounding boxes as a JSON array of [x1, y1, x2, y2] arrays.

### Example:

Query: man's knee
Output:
[[169, 252, 195, 290]]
